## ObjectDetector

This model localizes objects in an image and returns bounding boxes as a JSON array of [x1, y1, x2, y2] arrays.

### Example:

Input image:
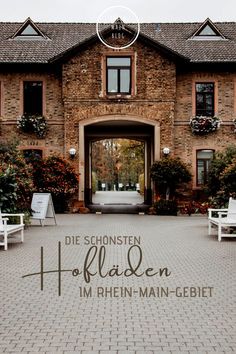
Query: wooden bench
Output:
[[0, 212, 25, 250], [208, 198, 236, 241]]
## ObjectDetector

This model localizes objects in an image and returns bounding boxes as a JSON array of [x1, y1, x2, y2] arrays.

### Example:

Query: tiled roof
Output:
[[0, 20, 236, 64]]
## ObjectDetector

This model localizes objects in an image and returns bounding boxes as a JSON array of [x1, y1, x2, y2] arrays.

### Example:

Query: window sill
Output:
[[105, 94, 132, 100]]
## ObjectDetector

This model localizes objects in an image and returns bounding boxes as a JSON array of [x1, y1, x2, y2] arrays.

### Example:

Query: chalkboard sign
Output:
[[31, 193, 57, 226]]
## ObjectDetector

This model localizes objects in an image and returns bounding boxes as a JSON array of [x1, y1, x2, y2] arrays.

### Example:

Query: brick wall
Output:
[[0, 38, 236, 200], [62, 40, 176, 158], [175, 69, 236, 189], [0, 68, 64, 156]]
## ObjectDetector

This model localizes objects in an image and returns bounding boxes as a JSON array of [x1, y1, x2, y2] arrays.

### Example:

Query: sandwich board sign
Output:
[[31, 193, 57, 226]]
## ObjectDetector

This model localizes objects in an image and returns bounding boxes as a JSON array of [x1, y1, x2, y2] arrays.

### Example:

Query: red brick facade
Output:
[[0, 21, 235, 204]]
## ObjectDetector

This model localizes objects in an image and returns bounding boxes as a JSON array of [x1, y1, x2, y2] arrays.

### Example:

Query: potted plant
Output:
[[190, 116, 221, 135]]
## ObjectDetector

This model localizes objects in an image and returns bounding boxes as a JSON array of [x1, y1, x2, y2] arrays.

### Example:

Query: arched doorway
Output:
[[78, 115, 160, 212], [91, 138, 145, 205]]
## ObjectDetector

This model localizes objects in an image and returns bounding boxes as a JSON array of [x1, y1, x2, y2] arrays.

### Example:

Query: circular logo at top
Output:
[[96, 6, 140, 50]]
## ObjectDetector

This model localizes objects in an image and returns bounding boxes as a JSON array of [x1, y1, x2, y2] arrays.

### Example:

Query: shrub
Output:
[[150, 157, 192, 200], [31, 155, 79, 212], [207, 146, 236, 203], [153, 199, 178, 216], [0, 166, 17, 212], [0, 142, 34, 214], [220, 159, 236, 198]]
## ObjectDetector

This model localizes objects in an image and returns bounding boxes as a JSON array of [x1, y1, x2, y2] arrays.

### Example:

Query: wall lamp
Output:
[[163, 147, 170, 156], [69, 147, 76, 159]]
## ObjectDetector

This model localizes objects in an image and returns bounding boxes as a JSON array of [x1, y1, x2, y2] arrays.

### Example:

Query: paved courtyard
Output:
[[0, 214, 236, 354]]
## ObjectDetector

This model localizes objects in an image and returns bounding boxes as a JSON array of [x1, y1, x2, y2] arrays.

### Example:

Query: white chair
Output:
[[208, 198, 236, 241], [0, 211, 25, 250]]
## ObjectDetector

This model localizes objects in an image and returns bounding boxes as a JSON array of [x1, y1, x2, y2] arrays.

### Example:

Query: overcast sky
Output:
[[1, 0, 236, 23]]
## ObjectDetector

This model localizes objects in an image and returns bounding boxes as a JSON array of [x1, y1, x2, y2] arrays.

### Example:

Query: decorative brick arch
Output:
[[78, 115, 160, 203]]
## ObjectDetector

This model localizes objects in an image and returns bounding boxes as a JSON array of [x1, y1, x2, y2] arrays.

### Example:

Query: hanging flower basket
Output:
[[17, 115, 48, 138], [189, 116, 221, 135]]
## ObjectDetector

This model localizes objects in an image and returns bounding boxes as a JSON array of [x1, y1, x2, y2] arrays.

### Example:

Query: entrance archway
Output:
[[78, 115, 160, 211], [91, 138, 145, 205]]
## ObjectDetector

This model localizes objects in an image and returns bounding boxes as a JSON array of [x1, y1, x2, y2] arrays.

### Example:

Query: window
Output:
[[12, 18, 48, 40], [198, 24, 218, 36], [190, 20, 225, 41], [23, 81, 43, 116], [23, 149, 42, 163], [106, 57, 131, 94], [196, 83, 214, 117], [20, 24, 40, 36], [197, 150, 214, 186]]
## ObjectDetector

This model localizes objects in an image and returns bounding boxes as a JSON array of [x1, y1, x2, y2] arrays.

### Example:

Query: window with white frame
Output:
[[196, 149, 214, 186]]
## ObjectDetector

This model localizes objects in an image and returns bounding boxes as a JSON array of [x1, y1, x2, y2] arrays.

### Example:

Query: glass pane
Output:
[[199, 25, 217, 36], [107, 69, 118, 93], [197, 150, 214, 159], [196, 83, 214, 93], [24, 81, 43, 115], [197, 150, 212, 159], [120, 69, 130, 93], [107, 57, 131, 67], [21, 24, 39, 36], [197, 160, 205, 185], [206, 94, 213, 108]]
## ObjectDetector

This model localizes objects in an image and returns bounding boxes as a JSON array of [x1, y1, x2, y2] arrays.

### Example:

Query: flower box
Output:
[[17, 115, 47, 138], [189, 116, 221, 135]]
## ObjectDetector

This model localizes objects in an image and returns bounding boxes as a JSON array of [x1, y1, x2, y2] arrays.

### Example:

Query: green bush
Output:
[[0, 166, 17, 212], [0, 142, 33, 214], [151, 157, 191, 200], [207, 146, 236, 197], [220, 159, 236, 197], [153, 199, 178, 216], [31, 155, 79, 212], [207, 146, 236, 206]]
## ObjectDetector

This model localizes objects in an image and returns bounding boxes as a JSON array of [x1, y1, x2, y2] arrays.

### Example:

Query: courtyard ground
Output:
[[0, 214, 235, 354]]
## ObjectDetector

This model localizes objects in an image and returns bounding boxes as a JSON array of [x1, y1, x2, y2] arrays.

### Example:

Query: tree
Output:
[[207, 146, 236, 197], [92, 138, 144, 191], [150, 157, 192, 200], [220, 159, 236, 197]]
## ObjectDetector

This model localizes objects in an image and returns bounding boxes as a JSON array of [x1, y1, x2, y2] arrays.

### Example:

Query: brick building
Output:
[[0, 17, 235, 206]]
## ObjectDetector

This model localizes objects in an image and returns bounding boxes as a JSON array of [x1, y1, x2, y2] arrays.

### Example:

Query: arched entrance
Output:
[[78, 115, 160, 212]]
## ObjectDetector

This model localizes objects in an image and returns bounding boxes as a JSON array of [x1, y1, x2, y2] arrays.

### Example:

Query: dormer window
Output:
[[189, 19, 226, 41], [198, 24, 218, 37], [11, 17, 48, 40], [20, 24, 40, 36]]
